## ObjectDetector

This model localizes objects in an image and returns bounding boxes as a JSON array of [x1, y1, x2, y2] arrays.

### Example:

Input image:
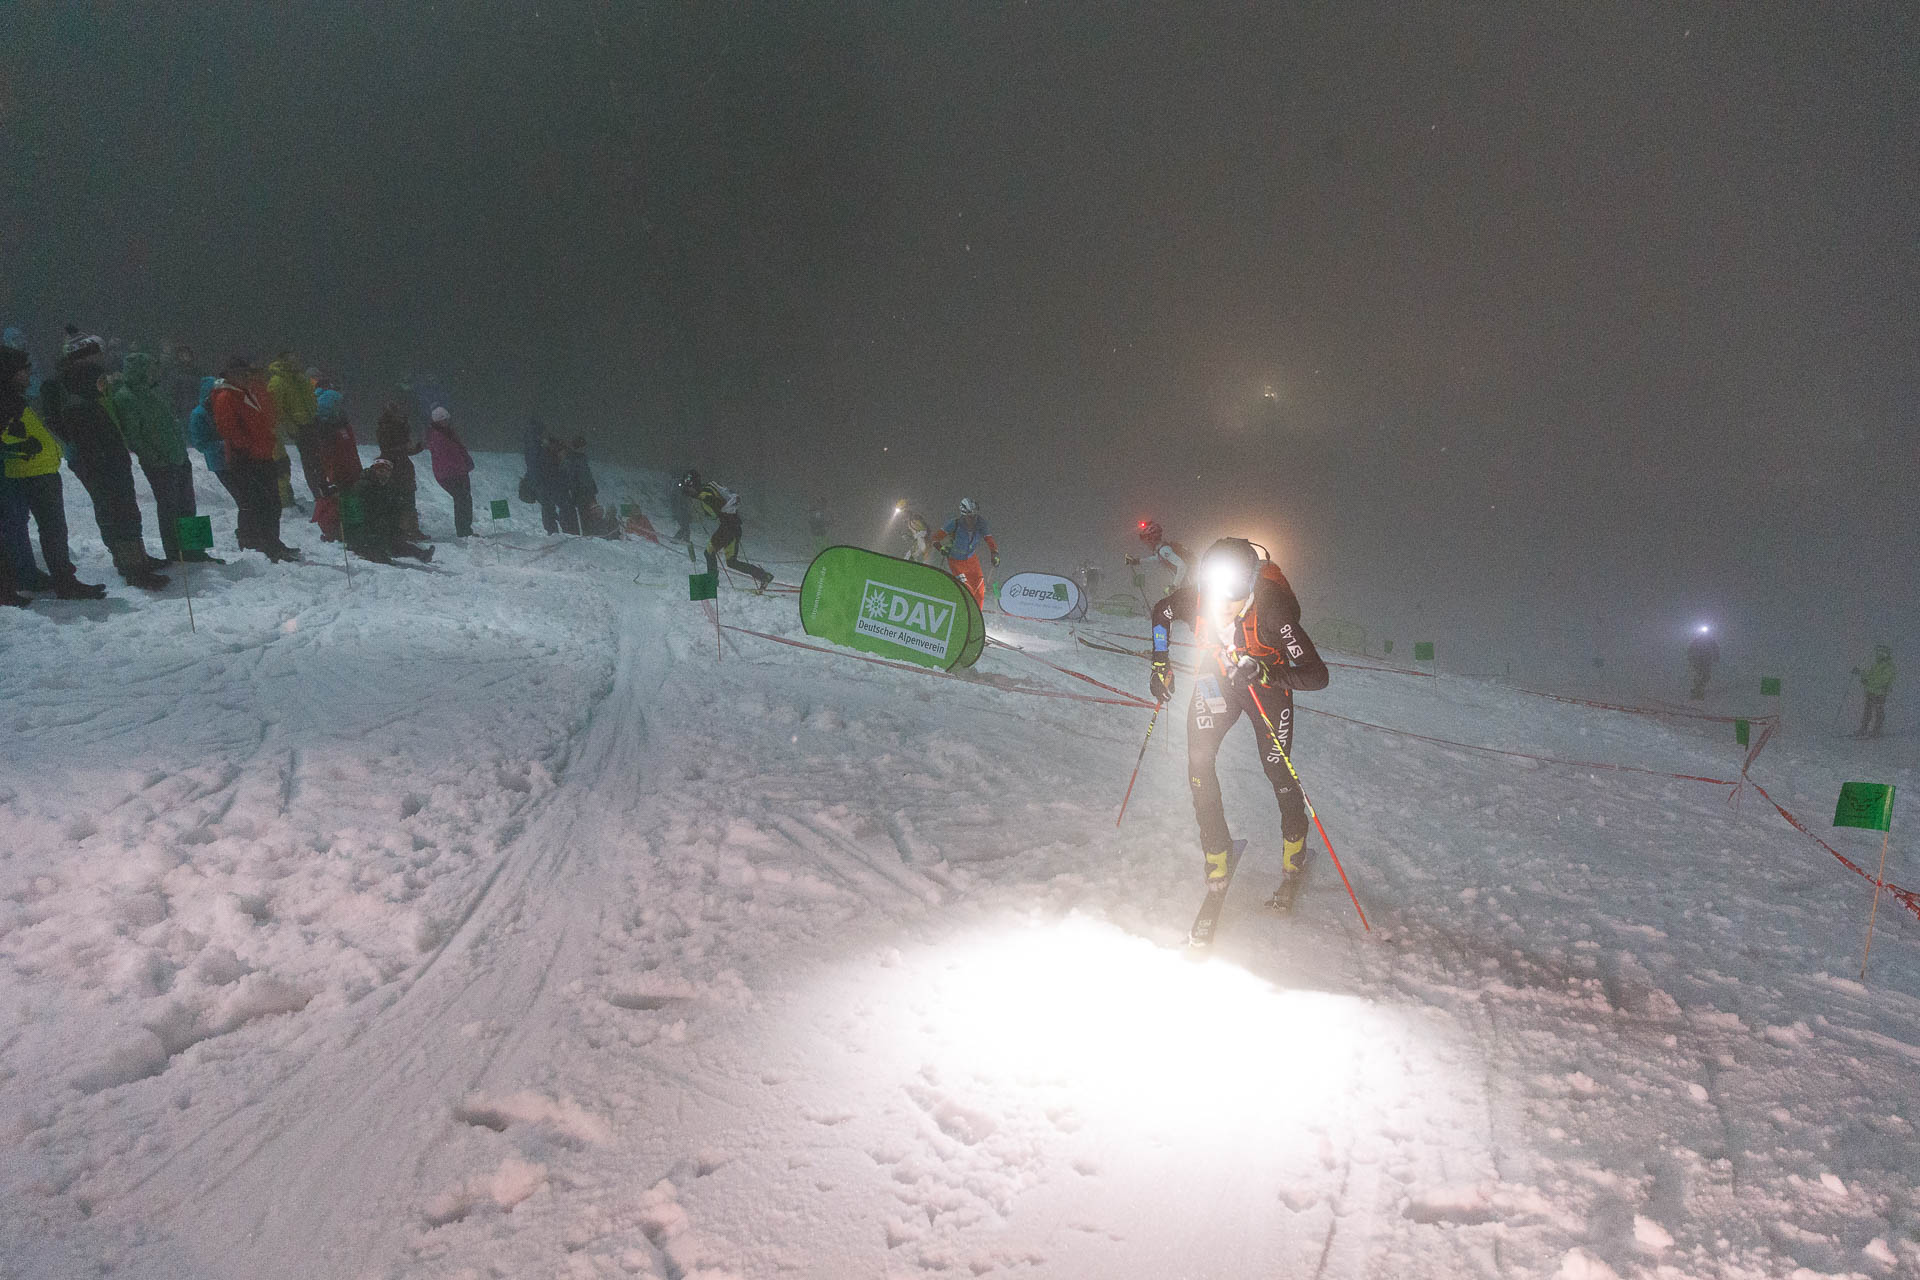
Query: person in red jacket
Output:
[[211, 356, 299, 562]]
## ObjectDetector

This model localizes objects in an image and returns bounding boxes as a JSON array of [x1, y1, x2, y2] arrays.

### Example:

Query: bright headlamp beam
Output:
[[1202, 561, 1251, 599]]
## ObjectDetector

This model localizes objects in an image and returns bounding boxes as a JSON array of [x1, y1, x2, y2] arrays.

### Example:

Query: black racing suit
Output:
[[1151, 573, 1329, 872], [691, 481, 772, 587]]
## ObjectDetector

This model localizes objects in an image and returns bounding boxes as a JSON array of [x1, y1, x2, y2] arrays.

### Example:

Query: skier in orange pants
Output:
[[935, 497, 998, 609]]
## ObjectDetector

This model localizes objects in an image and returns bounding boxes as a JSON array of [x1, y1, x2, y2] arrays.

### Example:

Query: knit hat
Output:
[[430, 406, 450, 423], [59, 325, 103, 363]]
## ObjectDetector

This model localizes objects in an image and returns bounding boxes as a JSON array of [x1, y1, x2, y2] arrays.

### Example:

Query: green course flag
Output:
[[620, 503, 636, 517], [1834, 782, 1894, 833], [800, 545, 985, 671], [1131, 570, 1146, 589], [490, 499, 510, 519], [688, 571, 718, 602], [176, 515, 213, 552], [1383, 640, 1393, 655], [1414, 641, 1435, 662], [1760, 677, 1781, 696], [1734, 718, 1750, 747]]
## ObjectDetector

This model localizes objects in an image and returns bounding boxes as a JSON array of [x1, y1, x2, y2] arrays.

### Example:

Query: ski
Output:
[[1186, 838, 1248, 953]]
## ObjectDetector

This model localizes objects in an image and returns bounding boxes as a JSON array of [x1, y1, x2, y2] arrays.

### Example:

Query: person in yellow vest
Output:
[[0, 345, 106, 600], [1852, 645, 1895, 739], [268, 352, 327, 504]]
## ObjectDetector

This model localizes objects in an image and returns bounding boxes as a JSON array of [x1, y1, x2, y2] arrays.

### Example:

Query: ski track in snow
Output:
[[2, 453, 1917, 1278]]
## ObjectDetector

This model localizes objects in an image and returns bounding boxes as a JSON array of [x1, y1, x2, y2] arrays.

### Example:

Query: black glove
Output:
[[1, 432, 42, 460], [1150, 654, 1175, 703], [990, 551, 1000, 568], [1226, 651, 1272, 690]]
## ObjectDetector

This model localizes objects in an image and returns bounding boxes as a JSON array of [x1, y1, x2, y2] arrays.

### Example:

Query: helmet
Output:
[[1199, 537, 1261, 601], [1137, 519, 1164, 545], [958, 497, 978, 515], [678, 468, 701, 495]]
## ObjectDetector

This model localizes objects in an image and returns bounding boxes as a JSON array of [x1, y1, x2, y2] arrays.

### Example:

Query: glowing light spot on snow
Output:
[[924, 916, 1369, 1141]]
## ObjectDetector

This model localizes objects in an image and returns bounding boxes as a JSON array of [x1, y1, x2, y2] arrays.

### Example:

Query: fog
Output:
[[5, 2, 1914, 709]]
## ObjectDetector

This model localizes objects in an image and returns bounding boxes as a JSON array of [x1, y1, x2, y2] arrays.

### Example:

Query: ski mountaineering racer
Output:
[[679, 469, 773, 591], [935, 497, 997, 608], [902, 511, 933, 564], [1149, 537, 1329, 932], [1125, 519, 1190, 588]]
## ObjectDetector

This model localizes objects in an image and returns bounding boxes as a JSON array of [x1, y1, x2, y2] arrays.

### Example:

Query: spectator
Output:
[[211, 356, 299, 562], [1852, 646, 1895, 740], [186, 375, 243, 509], [109, 352, 217, 563], [311, 388, 362, 543], [344, 458, 434, 563], [1, 345, 104, 600], [521, 419, 564, 533], [268, 351, 328, 504], [424, 405, 476, 537], [44, 327, 168, 589], [564, 434, 597, 529], [161, 340, 203, 421], [375, 402, 426, 540], [542, 433, 578, 534]]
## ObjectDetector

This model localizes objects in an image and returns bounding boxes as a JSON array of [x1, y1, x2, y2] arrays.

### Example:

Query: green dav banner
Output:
[[800, 545, 984, 671], [1833, 782, 1894, 833]]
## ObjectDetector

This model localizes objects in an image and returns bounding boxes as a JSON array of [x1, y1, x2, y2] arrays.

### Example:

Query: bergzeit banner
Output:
[[800, 546, 985, 671], [997, 571, 1086, 621]]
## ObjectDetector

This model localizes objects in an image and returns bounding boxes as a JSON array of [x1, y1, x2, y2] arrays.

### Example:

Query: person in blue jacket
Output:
[[934, 497, 998, 609], [186, 375, 245, 510]]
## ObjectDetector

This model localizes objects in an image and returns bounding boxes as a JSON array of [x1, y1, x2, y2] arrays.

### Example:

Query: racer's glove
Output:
[[990, 550, 1000, 568], [1226, 651, 1273, 690], [1149, 654, 1175, 703]]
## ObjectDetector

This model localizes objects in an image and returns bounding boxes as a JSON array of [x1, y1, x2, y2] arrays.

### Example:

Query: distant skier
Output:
[[1078, 561, 1103, 601], [1687, 626, 1720, 700], [807, 506, 830, 554], [903, 511, 933, 564], [680, 469, 773, 591], [1852, 645, 1895, 739], [1149, 537, 1329, 917], [934, 497, 998, 608], [1125, 519, 1191, 588]]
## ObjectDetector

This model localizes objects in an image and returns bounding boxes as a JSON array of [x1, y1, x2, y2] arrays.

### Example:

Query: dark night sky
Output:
[[3, 2, 1915, 690]]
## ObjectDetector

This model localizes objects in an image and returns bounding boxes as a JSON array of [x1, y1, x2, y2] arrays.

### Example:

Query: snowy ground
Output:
[[3, 452, 1917, 1280]]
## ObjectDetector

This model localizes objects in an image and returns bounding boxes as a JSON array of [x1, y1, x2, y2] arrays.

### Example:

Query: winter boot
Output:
[[1, 587, 30, 607], [142, 554, 169, 571], [51, 572, 107, 600], [1203, 846, 1234, 887], [123, 567, 170, 591], [181, 550, 226, 565]]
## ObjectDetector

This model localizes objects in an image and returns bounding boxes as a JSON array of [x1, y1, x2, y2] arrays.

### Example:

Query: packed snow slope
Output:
[[3, 451, 1916, 1280]]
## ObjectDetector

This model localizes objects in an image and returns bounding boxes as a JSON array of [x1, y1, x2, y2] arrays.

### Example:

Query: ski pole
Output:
[[1245, 683, 1370, 932], [1114, 703, 1161, 828]]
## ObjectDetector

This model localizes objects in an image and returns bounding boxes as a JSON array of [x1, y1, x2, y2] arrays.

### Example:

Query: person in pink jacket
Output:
[[424, 405, 475, 537]]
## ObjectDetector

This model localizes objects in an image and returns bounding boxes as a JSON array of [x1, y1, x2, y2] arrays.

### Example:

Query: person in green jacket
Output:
[[267, 352, 327, 505], [1852, 645, 1895, 739], [107, 352, 216, 563]]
